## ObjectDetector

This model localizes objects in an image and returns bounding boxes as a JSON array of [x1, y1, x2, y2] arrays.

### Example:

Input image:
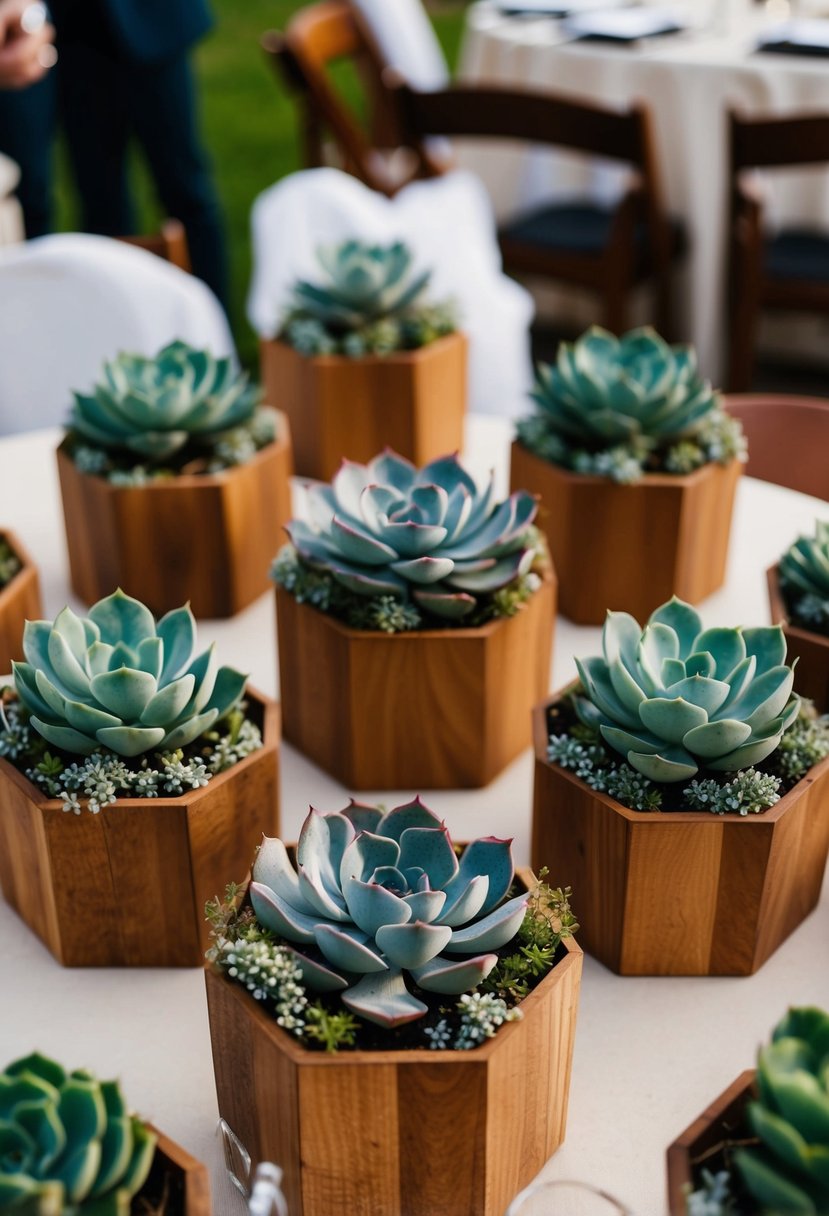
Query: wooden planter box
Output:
[[57, 415, 293, 619], [261, 334, 466, 482], [510, 442, 741, 625], [0, 529, 41, 674], [666, 1072, 755, 1216], [768, 563, 829, 713], [0, 689, 280, 967], [276, 571, 555, 789], [531, 691, 829, 975], [141, 1126, 212, 1216], [205, 876, 582, 1216]]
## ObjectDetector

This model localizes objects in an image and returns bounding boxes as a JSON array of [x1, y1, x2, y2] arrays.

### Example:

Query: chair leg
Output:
[[728, 275, 761, 393], [602, 288, 627, 335]]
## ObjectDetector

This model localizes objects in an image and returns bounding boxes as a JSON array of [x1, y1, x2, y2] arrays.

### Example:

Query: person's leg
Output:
[[0, 73, 57, 237], [126, 52, 229, 308]]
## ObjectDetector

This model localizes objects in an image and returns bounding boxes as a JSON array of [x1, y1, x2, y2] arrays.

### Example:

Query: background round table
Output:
[[0, 420, 827, 1215], [459, 0, 829, 383]]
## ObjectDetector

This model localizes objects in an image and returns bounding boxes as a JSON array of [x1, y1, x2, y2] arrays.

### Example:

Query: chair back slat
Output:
[[730, 110, 829, 170]]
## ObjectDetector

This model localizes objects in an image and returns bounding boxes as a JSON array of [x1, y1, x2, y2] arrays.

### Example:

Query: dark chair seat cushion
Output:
[[499, 199, 685, 262], [764, 228, 829, 282]]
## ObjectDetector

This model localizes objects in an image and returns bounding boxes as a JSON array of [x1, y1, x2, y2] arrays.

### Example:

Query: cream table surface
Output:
[[0, 421, 827, 1216], [459, 0, 829, 383]]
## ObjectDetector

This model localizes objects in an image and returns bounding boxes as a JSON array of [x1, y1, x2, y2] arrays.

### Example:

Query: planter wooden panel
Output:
[[261, 334, 466, 482], [666, 1072, 755, 1216], [205, 886, 582, 1216], [0, 529, 41, 674], [531, 693, 829, 975], [142, 1126, 212, 1216], [276, 572, 555, 790], [57, 416, 293, 619], [768, 563, 829, 712], [0, 690, 279, 967], [510, 443, 741, 625]]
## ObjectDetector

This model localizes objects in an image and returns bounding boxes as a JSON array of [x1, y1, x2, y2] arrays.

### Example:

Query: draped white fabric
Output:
[[0, 234, 234, 435], [348, 0, 450, 89], [248, 168, 536, 419]]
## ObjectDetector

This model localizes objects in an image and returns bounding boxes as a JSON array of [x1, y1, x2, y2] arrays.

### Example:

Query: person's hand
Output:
[[0, 0, 56, 89]]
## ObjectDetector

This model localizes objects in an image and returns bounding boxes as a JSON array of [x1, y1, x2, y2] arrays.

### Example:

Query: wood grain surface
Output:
[[260, 334, 466, 481], [768, 563, 829, 713], [205, 871, 582, 1216], [0, 530, 42, 674], [666, 1072, 755, 1216], [0, 690, 280, 967], [531, 693, 829, 975], [57, 418, 293, 619], [510, 443, 741, 625], [276, 572, 555, 789], [146, 1125, 213, 1216]]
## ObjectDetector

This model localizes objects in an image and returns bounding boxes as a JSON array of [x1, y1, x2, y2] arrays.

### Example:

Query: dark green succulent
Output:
[[779, 521, 829, 633], [0, 1052, 156, 1214]]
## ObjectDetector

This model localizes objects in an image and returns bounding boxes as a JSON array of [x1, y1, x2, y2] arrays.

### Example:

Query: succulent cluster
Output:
[[67, 341, 275, 479], [280, 241, 456, 357], [779, 520, 829, 635], [279, 450, 541, 625], [574, 597, 799, 782], [516, 327, 745, 482], [12, 589, 246, 759], [249, 799, 529, 1028], [0, 536, 20, 589], [0, 1051, 155, 1214]]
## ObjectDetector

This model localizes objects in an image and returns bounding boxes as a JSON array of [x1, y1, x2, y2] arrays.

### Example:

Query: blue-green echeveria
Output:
[[12, 589, 246, 758], [286, 450, 539, 620], [0, 1051, 156, 1214], [779, 521, 829, 628], [67, 341, 259, 462], [250, 799, 529, 1028], [290, 241, 430, 331], [734, 1006, 829, 1215], [575, 597, 799, 782]]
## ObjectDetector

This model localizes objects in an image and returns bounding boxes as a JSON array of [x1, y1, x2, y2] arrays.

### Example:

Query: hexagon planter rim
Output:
[[511, 438, 741, 490], [0, 683, 279, 811], [767, 561, 829, 649], [57, 415, 289, 489], [143, 1123, 212, 1216], [0, 527, 36, 591], [666, 1069, 756, 1216], [271, 330, 464, 369], [533, 686, 829, 824]]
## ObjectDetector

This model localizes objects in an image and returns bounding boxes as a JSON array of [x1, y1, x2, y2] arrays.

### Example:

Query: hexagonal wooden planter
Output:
[[531, 691, 829, 975], [260, 334, 466, 482], [0, 529, 41, 674], [276, 571, 555, 790], [768, 563, 829, 713], [0, 689, 280, 967], [57, 413, 293, 619], [204, 875, 582, 1216], [510, 443, 741, 625], [666, 1072, 755, 1216], [142, 1126, 212, 1216]]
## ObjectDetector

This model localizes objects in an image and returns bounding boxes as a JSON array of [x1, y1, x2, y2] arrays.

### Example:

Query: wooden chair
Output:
[[723, 393, 829, 500], [727, 111, 829, 392], [119, 218, 191, 273], [391, 80, 684, 336]]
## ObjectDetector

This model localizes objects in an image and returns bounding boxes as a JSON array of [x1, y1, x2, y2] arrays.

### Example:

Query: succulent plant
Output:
[[250, 798, 530, 1027], [734, 1006, 829, 1215], [12, 589, 246, 759], [0, 1051, 156, 1214], [530, 326, 718, 450], [574, 597, 800, 782], [290, 241, 431, 333], [67, 341, 260, 462], [286, 450, 539, 620], [779, 521, 829, 629]]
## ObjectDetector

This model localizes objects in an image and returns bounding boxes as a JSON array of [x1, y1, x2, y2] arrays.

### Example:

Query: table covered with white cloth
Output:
[[458, 0, 829, 382], [0, 420, 827, 1215]]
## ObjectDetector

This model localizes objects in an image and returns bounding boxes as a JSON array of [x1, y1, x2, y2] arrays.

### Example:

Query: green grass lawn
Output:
[[57, 2, 468, 370]]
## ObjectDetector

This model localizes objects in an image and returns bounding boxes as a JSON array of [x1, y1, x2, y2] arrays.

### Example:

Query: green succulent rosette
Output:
[[779, 520, 829, 634]]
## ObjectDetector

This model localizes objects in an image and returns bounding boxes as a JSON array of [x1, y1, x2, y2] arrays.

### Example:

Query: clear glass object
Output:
[[505, 1179, 634, 1215], [217, 1119, 290, 1214]]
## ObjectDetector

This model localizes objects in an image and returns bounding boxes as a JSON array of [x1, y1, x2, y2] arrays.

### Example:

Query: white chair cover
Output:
[[0, 233, 234, 435], [248, 168, 535, 419], [348, 0, 449, 90]]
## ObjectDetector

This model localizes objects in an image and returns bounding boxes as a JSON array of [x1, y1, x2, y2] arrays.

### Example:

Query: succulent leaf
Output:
[[291, 241, 431, 332]]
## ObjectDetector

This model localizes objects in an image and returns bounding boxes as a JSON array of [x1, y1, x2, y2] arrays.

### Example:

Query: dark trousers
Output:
[[0, 75, 56, 238]]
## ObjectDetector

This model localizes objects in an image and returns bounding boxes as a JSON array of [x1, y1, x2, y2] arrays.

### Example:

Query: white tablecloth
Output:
[[459, 0, 829, 382], [0, 422, 827, 1215]]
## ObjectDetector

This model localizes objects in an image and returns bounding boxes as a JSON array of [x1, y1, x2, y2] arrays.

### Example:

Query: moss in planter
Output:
[[206, 870, 577, 1055], [0, 688, 262, 814], [0, 536, 21, 589], [545, 693, 829, 816], [779, 520, 829, 638]]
